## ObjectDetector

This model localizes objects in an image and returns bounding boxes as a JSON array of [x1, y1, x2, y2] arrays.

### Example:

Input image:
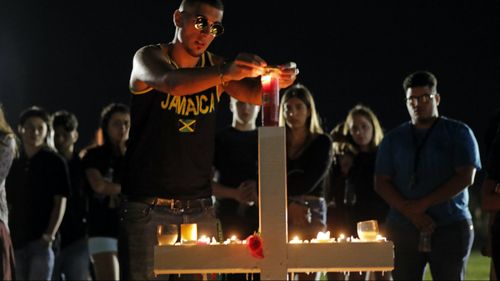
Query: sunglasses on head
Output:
[[182, 12, 224, 37]]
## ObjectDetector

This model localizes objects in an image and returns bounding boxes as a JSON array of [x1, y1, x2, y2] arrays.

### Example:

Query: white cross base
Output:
[[154, 127, 394, 280]]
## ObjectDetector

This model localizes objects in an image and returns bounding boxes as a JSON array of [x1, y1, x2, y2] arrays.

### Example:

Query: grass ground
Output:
[[424, 249, 492, 280], [316, 249, 492, 280]]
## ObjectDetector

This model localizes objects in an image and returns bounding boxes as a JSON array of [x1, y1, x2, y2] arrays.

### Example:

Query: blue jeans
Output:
[[52, 238, 90, 280], [387, 219, 474, 280], [118, 200, 220, 280], [15, 239, 55, 280]]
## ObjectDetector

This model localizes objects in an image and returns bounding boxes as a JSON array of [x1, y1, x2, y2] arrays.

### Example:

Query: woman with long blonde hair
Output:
[[342, 104, 384, 153], [0, 105, 18, 280], [279, 84, 332, 237], [338, 104, 389, 281], [279, 84, 333, 280]]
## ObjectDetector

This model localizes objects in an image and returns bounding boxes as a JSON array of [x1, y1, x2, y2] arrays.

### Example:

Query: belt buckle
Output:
[[173, 199, 184, 213], [155, 198, 174, 208]]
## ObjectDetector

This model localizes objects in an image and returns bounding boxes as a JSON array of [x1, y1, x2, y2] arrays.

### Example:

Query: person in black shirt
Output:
[[6, 106, 69, 280], [213, 97, 260, 281], [335, 104, 389, 281], [83, 103, 129, 281], [52, 110, 90, 280], [337, 105, 388, 234], [279, 84, 332, 280], [213, 97, 260, 240], [279, 84, 332, 239], [119, 0, 298, 279]]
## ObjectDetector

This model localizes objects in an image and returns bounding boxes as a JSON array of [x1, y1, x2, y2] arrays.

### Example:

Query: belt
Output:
[[289, 195, 325, 206], [128, 196, 213, 210]]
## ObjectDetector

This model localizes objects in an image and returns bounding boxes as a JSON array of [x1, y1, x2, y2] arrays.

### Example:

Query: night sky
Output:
[[1, 0, 499, 159]]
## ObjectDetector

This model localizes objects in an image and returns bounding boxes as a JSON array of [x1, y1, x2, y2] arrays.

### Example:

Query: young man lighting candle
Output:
[[118, 0, 299, 279]]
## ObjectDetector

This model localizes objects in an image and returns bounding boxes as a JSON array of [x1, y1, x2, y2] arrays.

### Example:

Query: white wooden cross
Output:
[[154, 127, 394, 280]]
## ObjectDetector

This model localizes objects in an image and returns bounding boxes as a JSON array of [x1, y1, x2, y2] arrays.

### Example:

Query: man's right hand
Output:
[[401, 204, 436, 233], [235, 180, 257, 204]]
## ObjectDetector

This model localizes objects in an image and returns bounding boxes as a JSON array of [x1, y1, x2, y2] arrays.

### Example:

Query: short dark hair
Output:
[[403, 71, 438, 92], [180, 0, 224, 11], [53, 110, 79, 132], [100, 103, 130, 144], [19, 106, 52, 129]]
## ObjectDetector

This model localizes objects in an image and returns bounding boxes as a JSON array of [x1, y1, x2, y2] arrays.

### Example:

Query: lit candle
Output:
[[376, 234, 387, 242], [180, 223, 197, 244], [197, 235, 210, 245], [223, 235, 241, 244], [316, 231, 330, 241], [230, 235, 239, 243], [260, 68, 280, 126], [338, 233, 346, 242], [289, 236, 303, 244]]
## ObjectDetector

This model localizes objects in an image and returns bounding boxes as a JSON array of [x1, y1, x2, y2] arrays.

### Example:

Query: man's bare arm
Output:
[[407, 166, 476, 213], [130, 46, 266, 98], [42, 196, 67, 243]]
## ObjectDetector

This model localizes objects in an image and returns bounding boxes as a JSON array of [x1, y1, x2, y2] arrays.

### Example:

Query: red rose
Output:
[[246, 233, 264, 259]]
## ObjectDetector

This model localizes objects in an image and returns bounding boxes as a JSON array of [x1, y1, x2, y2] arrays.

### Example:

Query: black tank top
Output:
[[122, 44, 221, 199]]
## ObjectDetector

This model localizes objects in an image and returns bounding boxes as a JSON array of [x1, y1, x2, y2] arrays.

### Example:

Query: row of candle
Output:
[[192, 232, 388, 246], [161, 229, 386, 247], [159, 220, 387, 246], [289, 231, 387, 244]]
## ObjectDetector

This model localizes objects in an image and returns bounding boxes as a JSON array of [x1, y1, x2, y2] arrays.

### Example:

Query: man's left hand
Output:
[[278, 62, 299, 89]]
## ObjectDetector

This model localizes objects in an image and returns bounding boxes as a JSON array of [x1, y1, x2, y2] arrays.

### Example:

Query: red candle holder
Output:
[[261, 68, 280, 127]]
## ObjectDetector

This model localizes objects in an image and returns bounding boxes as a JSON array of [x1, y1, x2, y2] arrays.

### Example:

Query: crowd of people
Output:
[[0, 0, 499, 280], [0, 103, 132, 280]]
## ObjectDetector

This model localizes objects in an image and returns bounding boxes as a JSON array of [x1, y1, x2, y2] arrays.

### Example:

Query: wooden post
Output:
[[258, 127, 288, 280]]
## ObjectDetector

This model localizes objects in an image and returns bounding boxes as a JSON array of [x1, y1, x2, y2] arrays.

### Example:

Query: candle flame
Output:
[[316, 231, 330, 240], [261, 74, 272, 84]]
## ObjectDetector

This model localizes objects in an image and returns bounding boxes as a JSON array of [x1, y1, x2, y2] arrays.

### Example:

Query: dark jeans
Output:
[[118, 200, 220, 280], [387, 219, 474, 281]]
